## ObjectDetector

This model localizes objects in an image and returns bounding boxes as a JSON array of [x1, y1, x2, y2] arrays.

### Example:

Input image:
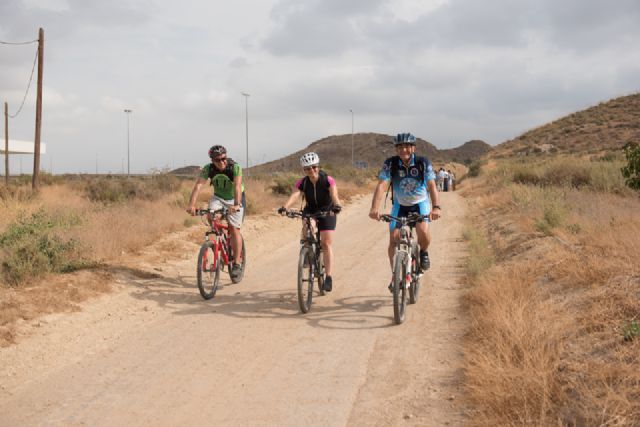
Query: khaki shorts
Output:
[[209, 195, 245, 229]]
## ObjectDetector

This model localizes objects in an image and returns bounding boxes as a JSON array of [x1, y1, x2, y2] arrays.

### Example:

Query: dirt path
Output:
[[0, 193, 468, 426]]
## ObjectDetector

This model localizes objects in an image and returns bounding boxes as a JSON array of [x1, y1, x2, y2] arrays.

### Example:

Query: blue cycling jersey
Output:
[[378, 154, 436, 206]]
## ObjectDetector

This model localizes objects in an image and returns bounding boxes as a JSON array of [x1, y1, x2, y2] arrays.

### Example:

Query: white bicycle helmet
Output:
[[300, 152, 320, 167]]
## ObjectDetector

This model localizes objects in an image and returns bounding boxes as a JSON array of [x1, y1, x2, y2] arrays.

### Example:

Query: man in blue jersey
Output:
[[369, 133, 441, 278]]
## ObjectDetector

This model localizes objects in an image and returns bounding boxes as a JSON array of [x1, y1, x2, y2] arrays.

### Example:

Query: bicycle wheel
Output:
[[230, 237, 247, 284], [197, 242, 221, 300], [409, 243, 421, 304], [392, 251, 408, 324], [316, 248, 325, 296], [297, 246, 315, 313]]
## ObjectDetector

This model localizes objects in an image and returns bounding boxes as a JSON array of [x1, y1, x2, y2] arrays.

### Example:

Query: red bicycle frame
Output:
[[205, 213, 232, 270]]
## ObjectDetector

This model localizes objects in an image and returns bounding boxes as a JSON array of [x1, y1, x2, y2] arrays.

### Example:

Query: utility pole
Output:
[[124, 109, 132, 177], [32, 27, 44, 191], [350, 109, 354, 167], [241, 92, 250, 174], [4, 102, 8, 186]]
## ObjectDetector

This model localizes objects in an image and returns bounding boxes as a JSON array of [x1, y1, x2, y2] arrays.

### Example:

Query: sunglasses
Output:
[[303, 165, 318, 172], [212, 156, 227, 163]]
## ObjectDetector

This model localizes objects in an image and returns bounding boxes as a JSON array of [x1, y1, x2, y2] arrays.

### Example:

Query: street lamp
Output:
[[350, 109, 354, 167], [241, 92, 250, 172], [124, 109, 132, 177]]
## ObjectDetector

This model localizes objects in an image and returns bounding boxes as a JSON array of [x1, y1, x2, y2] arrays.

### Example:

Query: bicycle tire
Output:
[[197, 242, 221, 300], [392, 252, 408, 324], [297, 246, 315, 313], [317, 248, 325, 296], [230, 237, 247, 284], [409, 242, 421, 304]]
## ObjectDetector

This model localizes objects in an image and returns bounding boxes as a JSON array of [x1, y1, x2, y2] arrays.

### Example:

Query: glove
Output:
[[278, 207, 287, 215], [332, 205, 342, 214]]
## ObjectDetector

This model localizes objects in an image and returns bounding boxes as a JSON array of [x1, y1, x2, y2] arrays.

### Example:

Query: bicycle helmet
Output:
[[300, 152, 320, 167], [394, 133, 417, 145], [208, 145, 227, 158]]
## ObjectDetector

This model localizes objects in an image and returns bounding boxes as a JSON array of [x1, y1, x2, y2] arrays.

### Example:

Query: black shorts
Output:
[[303, 208, 337, 231]]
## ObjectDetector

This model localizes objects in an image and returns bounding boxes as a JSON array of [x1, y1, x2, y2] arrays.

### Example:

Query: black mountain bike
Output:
[[282, 210, 333, 313], [381, 212, 426, 324]]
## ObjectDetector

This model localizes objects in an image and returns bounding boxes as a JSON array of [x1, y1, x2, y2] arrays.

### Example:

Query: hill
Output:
[[246, 133, 490, 175], [489, 93, 640, 158]]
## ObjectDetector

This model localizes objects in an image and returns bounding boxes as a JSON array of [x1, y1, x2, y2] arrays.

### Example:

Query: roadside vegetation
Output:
[[0, 167, 377, 346], [461, 155, 640, 425]]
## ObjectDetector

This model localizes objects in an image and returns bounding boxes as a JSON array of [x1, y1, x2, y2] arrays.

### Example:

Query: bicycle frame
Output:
[[197, 209, 233, 271]]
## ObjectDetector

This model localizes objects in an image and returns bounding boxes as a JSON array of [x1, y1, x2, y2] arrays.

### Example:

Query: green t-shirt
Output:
[[199, 162, 244, 200]]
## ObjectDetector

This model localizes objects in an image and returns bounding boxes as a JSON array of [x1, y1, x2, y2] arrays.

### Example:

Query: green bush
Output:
[[270, 175, 298, 195], [468, 161, 482, 177], [0, 210, 92, 286], [83, 174, 181, 203], [621, 142, 640, 190]]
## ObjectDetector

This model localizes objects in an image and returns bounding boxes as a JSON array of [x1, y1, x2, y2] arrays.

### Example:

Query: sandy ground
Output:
[[0, 192, 468, 426]]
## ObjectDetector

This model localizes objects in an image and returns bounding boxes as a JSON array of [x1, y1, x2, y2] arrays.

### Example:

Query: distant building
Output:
[[0, 139, 47, 154]]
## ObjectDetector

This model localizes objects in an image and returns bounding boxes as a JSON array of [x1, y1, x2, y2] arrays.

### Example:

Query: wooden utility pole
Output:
[[32, 27, 44, 191], [4, 102, 8, 186]]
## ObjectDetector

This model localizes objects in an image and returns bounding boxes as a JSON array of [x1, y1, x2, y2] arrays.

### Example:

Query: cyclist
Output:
[[187, 145, 245, 279], [368, 133, 441, 290], [278, 152, 342, 292]]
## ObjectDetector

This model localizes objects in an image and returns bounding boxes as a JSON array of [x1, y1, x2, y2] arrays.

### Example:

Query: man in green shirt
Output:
[[187, 145, 245, 277]]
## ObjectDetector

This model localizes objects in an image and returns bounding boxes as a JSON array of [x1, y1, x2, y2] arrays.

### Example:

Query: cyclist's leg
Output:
[[318, 215, 337, 276], [415, 201, 431, 252], [226, 196, 245, 264]]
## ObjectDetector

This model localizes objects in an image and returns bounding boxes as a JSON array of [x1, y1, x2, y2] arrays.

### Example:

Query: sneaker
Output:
[[323, 276, 333, 292], [420, 250, 430, 271], [230, 263, 241, 278]]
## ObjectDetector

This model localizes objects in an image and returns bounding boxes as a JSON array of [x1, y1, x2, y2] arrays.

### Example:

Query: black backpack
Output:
[[208, 158, 237, 182]]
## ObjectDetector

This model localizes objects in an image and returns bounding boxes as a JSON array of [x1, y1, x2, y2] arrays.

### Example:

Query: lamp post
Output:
[[350, 109, 354, 167], [124, 109, 132, 177], [241, 92, 250, 172]]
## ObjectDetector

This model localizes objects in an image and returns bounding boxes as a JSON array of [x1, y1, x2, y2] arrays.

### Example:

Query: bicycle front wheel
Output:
[[197, 242, 221, 300], [297, 246, 315, 313], [409, 243, 421, 304], [392, 251, 409, 324]]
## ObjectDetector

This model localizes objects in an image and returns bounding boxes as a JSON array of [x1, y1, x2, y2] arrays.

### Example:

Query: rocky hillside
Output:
[[490, 93, 640, 158], [246, 133, 490, 175]]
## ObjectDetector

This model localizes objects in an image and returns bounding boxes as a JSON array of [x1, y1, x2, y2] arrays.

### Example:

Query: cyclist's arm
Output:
[[282, 187, 302, 210], [369, 179, 388, 220], [233, 174, 242, 206], [187, 177, 208, 214], [427, 179, 441, 220], [329, 181, 342, 207]]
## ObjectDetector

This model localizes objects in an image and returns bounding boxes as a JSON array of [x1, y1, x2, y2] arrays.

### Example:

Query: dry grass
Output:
[[462, 160, 640, 425]]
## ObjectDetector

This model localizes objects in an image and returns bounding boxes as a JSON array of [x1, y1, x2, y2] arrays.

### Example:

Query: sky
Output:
[[1, 0, 639, 174]]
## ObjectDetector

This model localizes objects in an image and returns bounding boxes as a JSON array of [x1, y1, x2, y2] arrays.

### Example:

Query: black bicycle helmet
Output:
[[208, 145, 227, 158], [394, 133, 416, 145]]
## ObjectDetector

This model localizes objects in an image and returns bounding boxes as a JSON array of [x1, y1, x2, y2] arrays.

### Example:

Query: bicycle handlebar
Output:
[[380, 212, 428, 225], [194, 207, 228, 217], [281, 209, 334, 219]]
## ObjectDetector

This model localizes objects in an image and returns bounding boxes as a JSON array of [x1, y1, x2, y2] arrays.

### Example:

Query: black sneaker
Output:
[[323, 276, 333, 292], [230, 263, 241, 278], [420, 251, 430, 271]]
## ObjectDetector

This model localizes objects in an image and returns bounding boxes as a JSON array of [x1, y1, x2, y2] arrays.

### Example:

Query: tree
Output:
[[621, 142, 640, 190]]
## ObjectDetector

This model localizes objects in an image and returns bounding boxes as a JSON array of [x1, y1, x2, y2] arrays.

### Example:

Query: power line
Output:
[[8, 47, 38, 119], [0, 39, 38, 45]]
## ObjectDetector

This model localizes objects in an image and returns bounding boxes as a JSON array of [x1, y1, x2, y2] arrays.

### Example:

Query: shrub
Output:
[[0, 210, 92, 286], [621, 142, 640, 190], [468, 161, 482, 177], [270, 175, 298, 195]]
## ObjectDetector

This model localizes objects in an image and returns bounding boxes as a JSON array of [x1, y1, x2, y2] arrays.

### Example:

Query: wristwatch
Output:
[[433, 205, 441, 210]]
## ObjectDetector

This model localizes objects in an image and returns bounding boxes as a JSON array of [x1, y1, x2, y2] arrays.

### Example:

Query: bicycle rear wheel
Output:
[[409, 243, 421, 304], [297, 246, 315, 313], [392, 252, 408, 324], [230, 237, 247, 284], [197, 242, 221, 300]]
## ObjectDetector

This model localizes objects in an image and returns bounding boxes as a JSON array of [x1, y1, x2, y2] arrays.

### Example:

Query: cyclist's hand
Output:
[[332, 205, 342, 214], [229, 204, 241, 214], [186, 206, 197, 215], [369, 208, 380, 220], [430, 208, 441, 221], [277, 207, 287, 216]]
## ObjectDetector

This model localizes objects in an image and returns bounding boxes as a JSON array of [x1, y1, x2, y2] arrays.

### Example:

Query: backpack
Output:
[[385, 155, 427, 205], [208, 158, 237, 182]]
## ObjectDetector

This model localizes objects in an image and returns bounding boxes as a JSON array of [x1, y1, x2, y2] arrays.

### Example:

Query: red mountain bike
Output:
[[194, 207, 246, 300]]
